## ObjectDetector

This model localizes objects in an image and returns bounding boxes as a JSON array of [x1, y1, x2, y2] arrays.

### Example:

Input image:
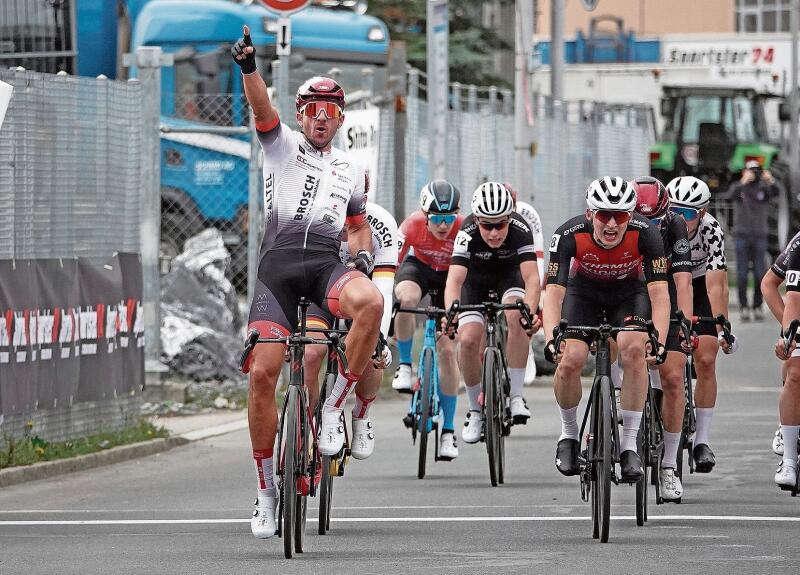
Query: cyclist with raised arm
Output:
[[631, 177, 693, 500], [303, 201, 398, 460], [543, 177, 670, 482], [666, 176, 737, 474], [232, 27, 383, 540], [393, 180, 463, 460], [505, 183, 545, 384], [760, 231, 800, 485], [444, 182, 542, 445]]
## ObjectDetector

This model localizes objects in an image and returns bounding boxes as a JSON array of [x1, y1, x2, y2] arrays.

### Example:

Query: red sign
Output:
[[256, 0, 312, 13]]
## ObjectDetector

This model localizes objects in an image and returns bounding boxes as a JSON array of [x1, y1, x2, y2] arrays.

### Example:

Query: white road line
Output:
[[1, 515, 800, 526]]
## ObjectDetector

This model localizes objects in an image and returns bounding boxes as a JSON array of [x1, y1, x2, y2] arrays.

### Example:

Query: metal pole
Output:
[[551, 0, 565, 101], [427, 0, 449, 180], [247, 112, 261, 309], [278, 54, 290, 121], [791, 0, 799, 201], [515, 0, 534, 193]]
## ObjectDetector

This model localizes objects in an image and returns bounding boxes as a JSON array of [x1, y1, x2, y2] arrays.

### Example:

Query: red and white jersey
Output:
[[256, 121, 367, 253], [397, 211, 465, 272]]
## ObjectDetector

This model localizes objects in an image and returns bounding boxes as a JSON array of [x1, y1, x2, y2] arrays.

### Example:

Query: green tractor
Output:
[[650, 85, 793, 252]]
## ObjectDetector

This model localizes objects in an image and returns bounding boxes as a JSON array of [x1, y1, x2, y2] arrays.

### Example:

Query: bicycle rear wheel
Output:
[[497, 355, 507, 485], [282, 385, 299, 558], [636, 395, 649, 526], [598, 376, 613, 543], [483, 350, 501, 487], [294, 390, 309, 553], [418, 348, 434, 479], [589, 379, 600, 540]]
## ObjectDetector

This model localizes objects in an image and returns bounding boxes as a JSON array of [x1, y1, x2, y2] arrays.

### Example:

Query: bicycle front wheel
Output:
[[598, 376, 613, 543], [318, 371, 336, 535], [418, 348, 434, 479], [281, 385, 299, 559], [483, 350, 501, 487], [294, 389, 310, 553], [635, 396, 649, 526]]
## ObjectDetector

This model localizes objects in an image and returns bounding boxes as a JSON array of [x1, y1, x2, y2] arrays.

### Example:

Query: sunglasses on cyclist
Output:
[[592, 210, 631, 225], [428, 213, 457, 225], [670, 206, 701, 221], [477, 218, 509, 231], [299, 101, 343, 120]]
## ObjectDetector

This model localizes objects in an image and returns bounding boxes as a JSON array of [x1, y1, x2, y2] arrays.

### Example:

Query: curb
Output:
[[0, 418, 248, 489]]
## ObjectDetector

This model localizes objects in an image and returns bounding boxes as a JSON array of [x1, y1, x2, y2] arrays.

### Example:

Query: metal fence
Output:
[[0, 0, 76, 75]]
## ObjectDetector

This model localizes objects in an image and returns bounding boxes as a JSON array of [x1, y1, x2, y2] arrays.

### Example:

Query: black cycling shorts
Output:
[[692, 275, 717, 337], [395, 255, 448, 309], [247, 248, 364, 339], [459, 270, 525, 325], [561, 283, 650, 345]]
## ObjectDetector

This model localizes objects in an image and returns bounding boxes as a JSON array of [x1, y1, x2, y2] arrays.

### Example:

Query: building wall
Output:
[[535, 0, 735, 37]]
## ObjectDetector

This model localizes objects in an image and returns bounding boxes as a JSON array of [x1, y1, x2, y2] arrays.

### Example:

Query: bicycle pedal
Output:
[[512, 414, 529, 425], [402, 413, 414, 428], [396, 388, 414, 396]]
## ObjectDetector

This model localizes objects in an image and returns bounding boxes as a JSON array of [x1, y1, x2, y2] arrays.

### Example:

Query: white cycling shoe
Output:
[[659, 467, 683, 502], [251, 495, 278, 539], [438, 432, 458, 460], [392, 364, 413, 393], [319, 409, 345, 456], [510, 395, 531, 424], [773, 428, 784, 456], [524, 347, 537, 385], [351, 417, 374, 460], [775, 461, 798, 490], [462, 410, 483, 444]]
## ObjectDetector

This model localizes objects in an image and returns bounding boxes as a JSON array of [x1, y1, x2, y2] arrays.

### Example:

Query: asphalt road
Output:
[[1, 318, 799, 574]]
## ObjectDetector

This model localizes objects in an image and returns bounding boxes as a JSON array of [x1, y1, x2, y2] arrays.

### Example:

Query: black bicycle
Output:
[[637, 367, 665, 523], [446, 293, 533, 487], [674, 313, 732, 478], [552, 318, 659, 543], [239, 298, 348, 558]]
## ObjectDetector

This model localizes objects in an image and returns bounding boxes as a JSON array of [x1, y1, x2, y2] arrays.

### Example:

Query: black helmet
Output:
[[419, 180, 460, 214]]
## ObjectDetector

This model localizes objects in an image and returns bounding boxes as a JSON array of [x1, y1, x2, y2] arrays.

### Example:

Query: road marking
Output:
[[1, 515, 800, 526]]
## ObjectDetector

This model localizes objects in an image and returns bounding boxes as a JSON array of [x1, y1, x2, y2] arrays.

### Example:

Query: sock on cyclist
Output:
[[324, 370, 361, 412], [397, 338, 413, 366], [782, 425, 800, 467], [466, 383, 482, 412], [253, 449, 276, 498], [661, 430, 681, 469], [694, 407, 714, 447], [620, 409, 642, 453], [559, 406, 579, 441], [610, 360, 623, 390], [509, 368, 525, 397], [439, 393, 457, 432], [352, 392, 375, 419]]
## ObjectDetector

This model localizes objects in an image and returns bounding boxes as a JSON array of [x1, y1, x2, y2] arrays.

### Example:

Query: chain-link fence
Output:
[[160, 93, 254, 292]]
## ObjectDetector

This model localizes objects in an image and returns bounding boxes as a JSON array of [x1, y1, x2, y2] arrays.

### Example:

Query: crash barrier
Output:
[[0, 254, 144, 443], [0, 69, 147, 443]]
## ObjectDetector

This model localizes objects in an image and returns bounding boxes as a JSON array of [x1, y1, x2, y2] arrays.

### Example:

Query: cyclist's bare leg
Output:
[[693, 335, 719, 409], [437, 334, 459, 396], [353, 363, 380, 418], [659, 351, 687, 434], [458, 321, 486, 409], [338, 276, 383, 372], [394, 280, 423, 343], [781, 358, 800, 425], [303, 338, 327, 413], [617, 331, 647, 455], [248, 342, 287, 450], [503, 302, 531, 401], [553, 339, 589, 441]]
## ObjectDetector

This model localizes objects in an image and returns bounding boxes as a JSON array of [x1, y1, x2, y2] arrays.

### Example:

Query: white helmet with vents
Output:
[[666, 176, 711, 209], [586, 176, 637, 212], [471, 182, 514, 218]]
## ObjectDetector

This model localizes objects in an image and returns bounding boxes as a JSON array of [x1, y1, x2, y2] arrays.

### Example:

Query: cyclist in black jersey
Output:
[[543, 177, 670, 481], [444, 182, 542, 444], [630, 177, 693, 501], [232, 26, 384, 540]]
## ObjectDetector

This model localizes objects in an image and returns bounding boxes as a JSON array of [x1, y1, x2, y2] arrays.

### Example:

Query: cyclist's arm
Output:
[[519, 260, 541, 312], [705, 270, 730, 331], [647, 281, 670, 346], [673, 271, 693, 322], [444, 264, 468, 311], [242, 62, 279, 132], [761, 269, 785, 323], [347, 218, 372, 256], [543, 283, 566, 339], [371, 207, 399, 336], [542, 223, 575, 336], [396, 218, 413, 263], [780, 248, 800, 330], [782, 291, 800, 333]]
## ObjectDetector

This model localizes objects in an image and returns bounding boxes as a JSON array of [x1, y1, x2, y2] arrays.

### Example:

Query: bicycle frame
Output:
[[410, 315, 441, 436]]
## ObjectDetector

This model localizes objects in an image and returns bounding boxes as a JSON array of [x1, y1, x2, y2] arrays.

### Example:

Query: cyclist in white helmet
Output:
[[444, 182, 543, 445], [666, 176, 736, 474], [543, 177, 670, 481]]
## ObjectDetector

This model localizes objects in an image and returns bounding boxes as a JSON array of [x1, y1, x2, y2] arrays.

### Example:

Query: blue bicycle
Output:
[[391, 299, 450, 479]]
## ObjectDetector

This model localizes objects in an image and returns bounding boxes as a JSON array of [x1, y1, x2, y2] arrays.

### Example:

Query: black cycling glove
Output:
[[231, 30, 257, 74], [544, 339, 558, 364], [351, 250, 374, 275]]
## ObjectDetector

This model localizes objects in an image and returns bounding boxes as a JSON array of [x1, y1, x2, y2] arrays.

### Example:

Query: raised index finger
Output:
[[243, 25, 252, 45]]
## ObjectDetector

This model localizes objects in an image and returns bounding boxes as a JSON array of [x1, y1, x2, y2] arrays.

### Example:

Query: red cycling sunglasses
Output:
[[299, 101, 343, 120], [592, 210, 631, 225]]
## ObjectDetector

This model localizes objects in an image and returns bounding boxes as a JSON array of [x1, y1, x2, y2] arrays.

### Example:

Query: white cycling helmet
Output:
[[586, 176, 637, 212], [666, 176, 711, 209], [471, 182, 514, 218]]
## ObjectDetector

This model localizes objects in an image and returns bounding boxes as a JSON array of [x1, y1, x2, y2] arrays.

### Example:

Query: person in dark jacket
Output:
[[721, 160, 781, 321]]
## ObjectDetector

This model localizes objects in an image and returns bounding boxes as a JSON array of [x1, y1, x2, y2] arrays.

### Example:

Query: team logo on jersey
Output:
[[652, 257, 668, 274], [547, 262, 559, 277], [584, 252, 599, 262], [674, 239, 691, 254], [787, 270, 800, 287], [549, 234, 560, 252]]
